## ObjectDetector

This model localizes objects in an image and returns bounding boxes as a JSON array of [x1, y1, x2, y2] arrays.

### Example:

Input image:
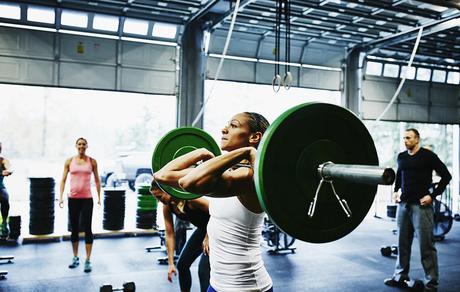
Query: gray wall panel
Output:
[[300, 69, 341, 91], [0, 27, 177, 94], [362, 100, 397, 120], [207, 58, 255, 82], [430, 84, 459, 106], [60, 62, 115, 90], [122, 42, 176, 71], [120, 68, 175, 94], [399, 103, 429, 121], [25, 59, 54, 84], [0, 27, 53, 59], [362, 76, 460, 124], [0, 57, 20, 80], [0, 56, 53, 84], [207, 57, 340, 91], [430, 106, 459, 123], [60, 35, 116, 65]]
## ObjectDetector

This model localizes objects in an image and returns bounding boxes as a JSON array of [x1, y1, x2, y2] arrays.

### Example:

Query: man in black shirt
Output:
[[384, 129, 451, 292]]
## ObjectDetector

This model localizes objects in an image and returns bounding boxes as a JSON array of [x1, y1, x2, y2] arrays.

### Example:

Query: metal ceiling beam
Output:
[[186, 0, 222, 25], [346, 0, 440, 19], [417, 0, 460, 10], [358, 13, 460, 52], [209, 0, 256, 30]]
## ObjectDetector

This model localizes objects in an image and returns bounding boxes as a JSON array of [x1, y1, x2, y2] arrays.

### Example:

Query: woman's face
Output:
[[76, 139, 88, 155], [151, 188, 176, 206], [220, 113, 252, 151]]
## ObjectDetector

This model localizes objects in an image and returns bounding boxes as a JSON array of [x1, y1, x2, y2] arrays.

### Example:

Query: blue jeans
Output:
[[177, 227, 210, 292], [393, 202, 438, 289]]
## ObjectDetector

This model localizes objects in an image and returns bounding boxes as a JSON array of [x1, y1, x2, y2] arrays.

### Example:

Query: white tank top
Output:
[[207, 196, 272, 292]]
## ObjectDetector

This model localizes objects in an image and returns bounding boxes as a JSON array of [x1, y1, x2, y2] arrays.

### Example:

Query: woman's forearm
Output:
[[179, 147, 251, 194], [154, 148, 214, 188]]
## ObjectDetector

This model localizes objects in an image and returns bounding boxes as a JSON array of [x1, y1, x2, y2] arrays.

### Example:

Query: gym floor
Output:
[[1, 213, 459, 292]]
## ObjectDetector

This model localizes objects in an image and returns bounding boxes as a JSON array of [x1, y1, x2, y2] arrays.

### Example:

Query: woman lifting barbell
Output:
[[154, 112, 273, 292]]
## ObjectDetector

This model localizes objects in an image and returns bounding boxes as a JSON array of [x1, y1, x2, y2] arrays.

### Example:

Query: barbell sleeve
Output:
[[318, 162, 395, 185]]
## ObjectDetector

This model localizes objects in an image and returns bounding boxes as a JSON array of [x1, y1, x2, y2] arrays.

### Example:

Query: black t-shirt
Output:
[[174, 202, 209, 230], [394, 147, 451, 203]]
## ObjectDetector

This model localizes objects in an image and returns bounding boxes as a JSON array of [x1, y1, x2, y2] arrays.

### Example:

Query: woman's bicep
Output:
[[212, 168, 255, 197]]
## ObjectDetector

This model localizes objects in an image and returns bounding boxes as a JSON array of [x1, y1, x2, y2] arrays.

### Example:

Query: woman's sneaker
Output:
[[84, 260, 92, 273], [68, 256, 79, 269]]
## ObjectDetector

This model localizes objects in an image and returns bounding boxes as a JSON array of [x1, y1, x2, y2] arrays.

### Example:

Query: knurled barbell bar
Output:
[[152, 102, 395, 243]]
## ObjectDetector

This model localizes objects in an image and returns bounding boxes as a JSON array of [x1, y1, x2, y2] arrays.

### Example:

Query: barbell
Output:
[[152, 102, 395, 243]]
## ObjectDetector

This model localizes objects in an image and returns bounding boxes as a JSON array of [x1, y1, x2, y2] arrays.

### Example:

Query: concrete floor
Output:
[[0, 212, 459, 292]]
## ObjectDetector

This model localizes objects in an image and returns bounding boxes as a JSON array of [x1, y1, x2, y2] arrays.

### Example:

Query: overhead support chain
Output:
[[272, 0, 292, 92]]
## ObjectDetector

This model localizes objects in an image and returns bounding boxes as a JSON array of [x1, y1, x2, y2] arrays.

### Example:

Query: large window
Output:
[[0, 83, 176, 203], [203, 80, 341, 142]]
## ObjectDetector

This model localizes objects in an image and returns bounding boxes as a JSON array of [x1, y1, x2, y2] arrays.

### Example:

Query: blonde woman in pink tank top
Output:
[[59, 137, 101, 273]]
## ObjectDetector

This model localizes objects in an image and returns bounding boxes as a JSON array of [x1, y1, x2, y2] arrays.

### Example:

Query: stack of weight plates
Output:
[[136, 184, 157, 229], [103, 189, 126, 231], [29, 177, 55, 235], [8, 216, 21, 240]]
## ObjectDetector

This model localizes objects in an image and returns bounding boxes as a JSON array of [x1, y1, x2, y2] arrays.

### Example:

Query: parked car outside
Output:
[[100, 151, 153, 191]]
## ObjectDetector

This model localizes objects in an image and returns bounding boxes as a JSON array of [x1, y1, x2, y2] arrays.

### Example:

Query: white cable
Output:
[[376, 27, 424, 122], [191, 0, 241, 127]]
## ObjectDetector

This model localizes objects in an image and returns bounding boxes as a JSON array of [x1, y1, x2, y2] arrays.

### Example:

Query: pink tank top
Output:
[[69, 156, 93, 199]]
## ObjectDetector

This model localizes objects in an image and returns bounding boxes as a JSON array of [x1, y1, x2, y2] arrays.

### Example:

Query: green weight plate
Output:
[[152, 127, 221, 200], [255, 102, 378, 243]]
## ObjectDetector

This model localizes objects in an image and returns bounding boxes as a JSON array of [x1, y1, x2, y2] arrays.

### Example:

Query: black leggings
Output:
[[0, 188, 9, 221], [68, 198, 94, 244], [177, 227, 210, 292]]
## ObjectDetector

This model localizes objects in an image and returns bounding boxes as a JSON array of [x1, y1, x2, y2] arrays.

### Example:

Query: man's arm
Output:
[[154, 148, 215, 188], [431, 154, 452, 199], [393, 155, 402, 203], [179, 147, 256, 197]]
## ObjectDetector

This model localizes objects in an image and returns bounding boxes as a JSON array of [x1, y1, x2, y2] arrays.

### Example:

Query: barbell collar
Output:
[[318, 162, 395, 185]]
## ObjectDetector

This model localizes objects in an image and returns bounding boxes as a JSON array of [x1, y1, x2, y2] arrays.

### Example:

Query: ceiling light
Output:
[[239, 26, 247, 31], [328, 12, 339, 17], [445, 58, 455, 63], [157, 2, 167, 7], [262, 12, 271, 17], [328, 39, 337, 44], [358, 27, 368, 32], [342, 33, 351, 38], [395, 12, 407, 18], [437, 33, 446, 38], [376, 20, 386, 25], [347, 3, 358, 8], [298, 26, 307, 31], [249, 19, 258, 24], [312, 20, 322, 25]]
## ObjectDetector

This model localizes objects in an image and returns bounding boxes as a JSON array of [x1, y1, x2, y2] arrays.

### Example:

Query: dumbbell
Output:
[[380, 245, 398, 257], [100, 281, 135, 292]]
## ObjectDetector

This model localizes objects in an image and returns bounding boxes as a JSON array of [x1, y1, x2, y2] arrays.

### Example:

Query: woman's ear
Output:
[[249, 132, 262, 146]]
